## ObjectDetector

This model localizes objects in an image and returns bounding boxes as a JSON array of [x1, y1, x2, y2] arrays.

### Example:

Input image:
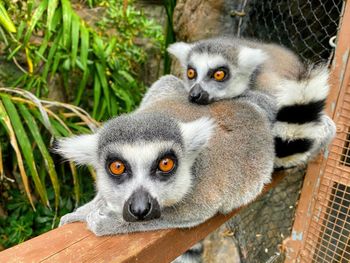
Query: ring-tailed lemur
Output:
[[57, 75, 276, 237], [168, 37, 336, 169]]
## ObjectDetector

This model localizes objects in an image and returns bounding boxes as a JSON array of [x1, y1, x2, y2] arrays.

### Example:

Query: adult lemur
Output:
[[168, 37, 336, 168], [58, 75, 276, 236]]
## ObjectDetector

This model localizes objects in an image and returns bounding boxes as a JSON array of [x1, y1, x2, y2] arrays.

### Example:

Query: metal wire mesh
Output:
[[236, 0, 343, 63], [298, 83, 350, 263], [226, 169, 305, 263], [226, 1, 347, 262]]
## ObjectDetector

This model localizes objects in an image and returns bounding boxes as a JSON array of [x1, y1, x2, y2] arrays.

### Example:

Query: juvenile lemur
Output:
[[168, 37, 336, 168], [57, 75, 276, 236]]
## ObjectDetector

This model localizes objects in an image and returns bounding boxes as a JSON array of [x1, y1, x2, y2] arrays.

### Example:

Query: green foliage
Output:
[[0, 173, 95, 247], [0, 0, 164, 249], [1, 0, 164, 121], [97, 0, 164, 65], [0, 90, 97, 248], [0, 88, 99, 206], [0, 2, 16, 33]]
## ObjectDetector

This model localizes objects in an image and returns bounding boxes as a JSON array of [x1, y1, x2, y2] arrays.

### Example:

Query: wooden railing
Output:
[[0, 171, 287, 263]]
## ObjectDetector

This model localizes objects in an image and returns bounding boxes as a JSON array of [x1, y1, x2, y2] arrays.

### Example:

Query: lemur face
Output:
[[56, 113, 215, 222], [168, 39, 267, 104], [98, 140, 188, 222], [184, 52, 237, 104]]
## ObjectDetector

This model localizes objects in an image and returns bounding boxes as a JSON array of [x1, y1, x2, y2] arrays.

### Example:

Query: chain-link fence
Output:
[[227, 169, 306, 263], [232, 0, 344, 63], [226, 1, 345, 262]]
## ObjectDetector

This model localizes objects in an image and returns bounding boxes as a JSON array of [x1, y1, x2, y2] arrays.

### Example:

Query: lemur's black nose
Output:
[[123, 188, 161, 222], [189, 84, 210, 105]]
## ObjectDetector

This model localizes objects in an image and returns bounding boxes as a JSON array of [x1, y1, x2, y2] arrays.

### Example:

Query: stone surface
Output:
[[173, 0, 240, 42], [170, 0, 244, 77]]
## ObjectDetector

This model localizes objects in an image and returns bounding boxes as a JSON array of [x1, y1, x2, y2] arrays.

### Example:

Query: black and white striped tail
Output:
[[273, 65, 336, 169]]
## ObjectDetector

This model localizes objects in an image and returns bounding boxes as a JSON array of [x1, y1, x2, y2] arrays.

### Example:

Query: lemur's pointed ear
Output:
[[180, 117, 216, 154], [167, 42, 193, 65], [238, 47, 268, 72], [54, 134, 98, 165]]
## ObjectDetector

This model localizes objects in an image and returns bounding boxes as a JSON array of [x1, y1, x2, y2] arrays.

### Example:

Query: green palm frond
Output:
[[2, 0, 163, 121], [0, 88, 99, 210], [0, 0, 164, 248], [0, 2, 16, 33]]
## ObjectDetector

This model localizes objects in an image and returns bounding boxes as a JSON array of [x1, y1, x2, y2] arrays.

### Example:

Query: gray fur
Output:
[[236, 91, 276, 123], [168, 37, 336, 168], [58, 75, 276, 236], [98, 112, 184, 152], [169, 37, 305, 96]]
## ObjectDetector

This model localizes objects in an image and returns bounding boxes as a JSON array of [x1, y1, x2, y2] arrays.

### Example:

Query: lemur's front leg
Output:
[[59, 194, 105, 226]]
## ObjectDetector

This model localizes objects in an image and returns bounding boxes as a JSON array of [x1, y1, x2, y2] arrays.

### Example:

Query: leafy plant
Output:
[[0, 88, 99, 207], [0, 174, 95, 248], [0, 0, 165, 249], [0, 1, 16, 33], [1, 0, 164, 121], [0, 88, 98, 248]]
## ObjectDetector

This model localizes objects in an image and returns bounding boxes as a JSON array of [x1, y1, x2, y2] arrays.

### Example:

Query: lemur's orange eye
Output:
[[109, 160, 125, 176], [187, 68, 196, 79], [158, 157, 175, 173], [213, 70, 226, 81]]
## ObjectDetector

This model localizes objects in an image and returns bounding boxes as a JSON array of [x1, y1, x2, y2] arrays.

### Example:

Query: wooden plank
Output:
[[283, 156, 324, 262], [0, 223, 92, 263], [327, 1, 350, 119], [0, 171, 287, 263]]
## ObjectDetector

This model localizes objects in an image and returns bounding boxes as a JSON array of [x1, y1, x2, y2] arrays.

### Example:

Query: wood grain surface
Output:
[[0, 171, 286, 263]]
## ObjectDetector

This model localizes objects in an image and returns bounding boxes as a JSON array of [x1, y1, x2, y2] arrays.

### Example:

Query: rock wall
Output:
[[170, 0, 243, 77], [172, 0, 262, 41]]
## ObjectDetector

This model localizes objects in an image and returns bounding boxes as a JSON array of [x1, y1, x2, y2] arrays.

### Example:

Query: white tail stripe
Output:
[[275, 66, 329, 107]]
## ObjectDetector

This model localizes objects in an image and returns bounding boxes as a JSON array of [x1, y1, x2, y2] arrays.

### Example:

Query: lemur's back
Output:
[[167, 37, 335, 168], [231, 38, 306, 94], [188, 37, 307, 95], [139, 75, 275, 211]]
